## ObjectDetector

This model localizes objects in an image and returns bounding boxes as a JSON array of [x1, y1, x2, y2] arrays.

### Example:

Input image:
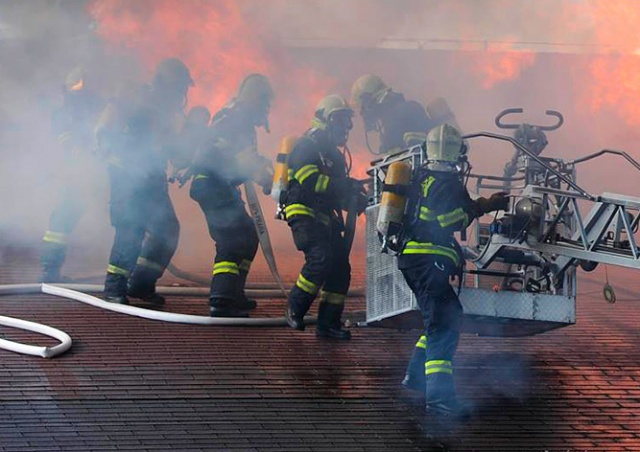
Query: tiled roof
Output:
[[0, 244, 639, 451]]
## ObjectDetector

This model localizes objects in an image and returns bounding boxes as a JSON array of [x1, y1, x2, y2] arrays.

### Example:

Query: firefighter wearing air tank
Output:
[[390, 124, 509, 416], [189, 74, 274, 318], [40, 66, 104, 283], [96, 57, 193, 305], [284, 94, 366, 340], [350, 74, 457, 155]]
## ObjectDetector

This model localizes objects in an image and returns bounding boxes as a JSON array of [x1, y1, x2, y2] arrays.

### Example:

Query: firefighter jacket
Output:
[[190, 106, 269, 189], [284, 129, 350, 225], [400, 170, 481, 268], [378, 93, 436, 154], [171, 116, 209, 172], [95, 84, 184, 179], [52, 89, 103, 162]]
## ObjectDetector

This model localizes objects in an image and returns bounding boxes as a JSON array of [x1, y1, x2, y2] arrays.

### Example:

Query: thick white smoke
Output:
[[1, 0, 638, 279]]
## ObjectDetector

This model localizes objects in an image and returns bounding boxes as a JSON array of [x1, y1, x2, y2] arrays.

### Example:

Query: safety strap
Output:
[[382, 183, 409, 196]]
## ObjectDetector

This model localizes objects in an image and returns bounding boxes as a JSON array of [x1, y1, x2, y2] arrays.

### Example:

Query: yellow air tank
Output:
[[377, 161, 412, 241], [271, 135, 297, 202]]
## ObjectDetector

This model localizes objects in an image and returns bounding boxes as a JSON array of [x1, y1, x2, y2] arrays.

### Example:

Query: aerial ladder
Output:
[[365, 109, 640, 336]]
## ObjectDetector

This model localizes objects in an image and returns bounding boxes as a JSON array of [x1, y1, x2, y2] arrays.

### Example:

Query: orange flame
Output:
[[583, 2, 640, 126], [86, 0, 340, 272], [87, 0, 336, 140], [468, 51, 536, 90]]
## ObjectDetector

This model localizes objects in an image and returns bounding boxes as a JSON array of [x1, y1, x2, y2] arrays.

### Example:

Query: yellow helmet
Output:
[[236, 73, 274, 105], [425, 124, 466, 166], [350, 74, 389, 113], [312, 94, 353, 129]]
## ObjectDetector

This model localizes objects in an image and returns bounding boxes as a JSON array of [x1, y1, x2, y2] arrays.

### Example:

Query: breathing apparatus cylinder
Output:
[[377, 161, 412, 250], [271, 135, 297, 202]]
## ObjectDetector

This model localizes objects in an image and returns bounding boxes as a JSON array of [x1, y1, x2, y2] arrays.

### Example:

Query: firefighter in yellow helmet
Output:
[[351, 74, 457, 155], [97, 57, 194, 305], [284, 94, 366, 339], [395, 124, 508, 417], [188, 73, 274, 317], [40, 65, 105, 282]]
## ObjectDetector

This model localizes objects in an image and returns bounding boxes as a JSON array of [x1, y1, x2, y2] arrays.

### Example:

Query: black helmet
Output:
[[153, 58, 194, 88]]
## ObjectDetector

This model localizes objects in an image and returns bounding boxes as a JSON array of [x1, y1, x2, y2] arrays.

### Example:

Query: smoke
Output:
[[0, 1, 104, 244], [1, 0, 639, 279]]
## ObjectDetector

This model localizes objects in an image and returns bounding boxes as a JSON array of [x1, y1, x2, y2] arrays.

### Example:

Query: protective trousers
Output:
[[403, 334, 427, 390], [399, 255, 463, 404], [41, 184, 85, 282], [190, 177, 259, 305], [104, 167, 179, 297], [287, 217, 351, 330]]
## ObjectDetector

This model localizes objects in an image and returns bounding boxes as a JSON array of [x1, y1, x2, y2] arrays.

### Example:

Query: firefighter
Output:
[[96, 57, 193, 305], [352, 74, 460, 387], [40, 66, 104, 282], [188, 73, 274, 317], [284, 94, 366, 340], [396, 124, 508, 416], [351, 74, 453, 155]]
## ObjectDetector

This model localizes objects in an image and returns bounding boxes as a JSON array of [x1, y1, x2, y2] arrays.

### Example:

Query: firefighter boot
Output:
[[104, 273, 130, 305], [128, 265, 165, 306], [286, 285, 315, 331], [235, 266, 257, 311], [40, 242, 67, 283], [402, 336, 427, 392], [316, 300, 351, 340], [425, 370, 470, 419], [210, 298, 249, 318]]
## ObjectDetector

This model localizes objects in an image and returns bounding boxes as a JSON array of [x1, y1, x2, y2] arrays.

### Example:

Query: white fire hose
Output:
[[0, 283, 364, 359], [0, 313, 72, 359]]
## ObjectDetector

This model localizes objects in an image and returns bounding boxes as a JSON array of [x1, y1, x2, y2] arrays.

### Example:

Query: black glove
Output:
[[348, 178, 368, 214], [477, 192, 509, 214], [355, 192, 368, 215], [346, 177, 361, 192]]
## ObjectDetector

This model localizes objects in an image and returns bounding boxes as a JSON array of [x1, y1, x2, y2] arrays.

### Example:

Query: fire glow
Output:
[[87, 0, 336, 140]]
